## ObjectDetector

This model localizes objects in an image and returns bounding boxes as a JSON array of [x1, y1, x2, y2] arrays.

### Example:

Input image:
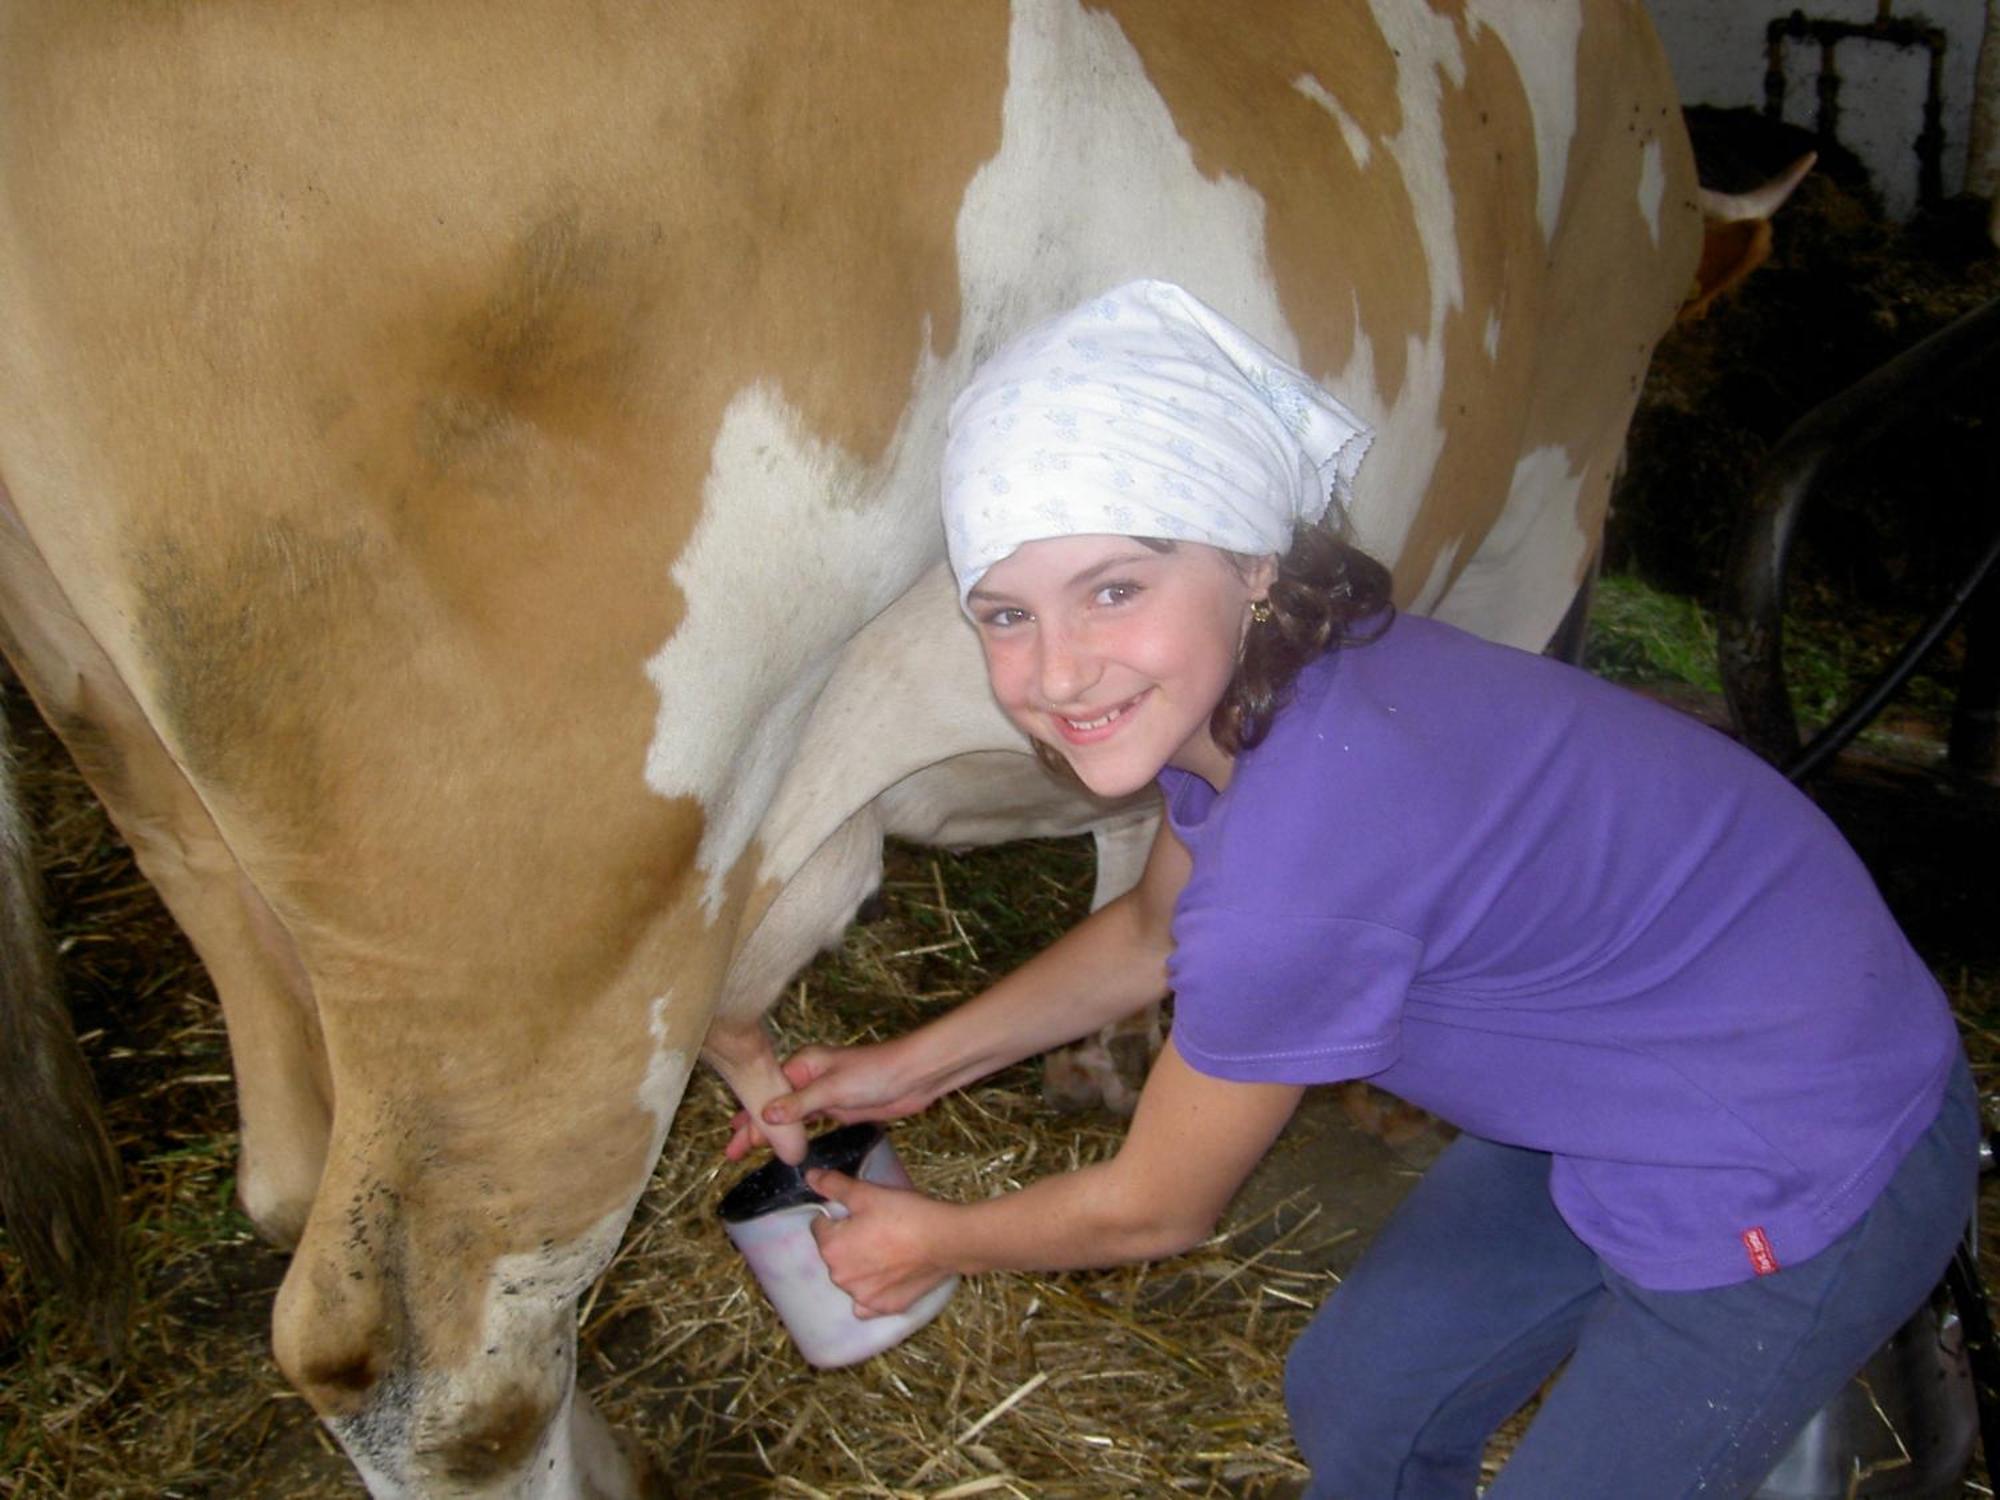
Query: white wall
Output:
[[1648, 0, 1993, 218]]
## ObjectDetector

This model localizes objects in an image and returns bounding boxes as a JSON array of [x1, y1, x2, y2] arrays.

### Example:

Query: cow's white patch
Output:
[[643, 386, 942, 917], [445, 1207, 632, 1500], [1469, 0, 1583, 248], [952, 1, 1289, 354], [1407, 537, 1462, 618], [1429, 443, 1591, 647], [477, 1206, 632, 1345], [1292, 73, 1372, 167], [342, 1448, 409, 1500], [1638, 137, 1665, 244], [639, 996, 693, 1137]]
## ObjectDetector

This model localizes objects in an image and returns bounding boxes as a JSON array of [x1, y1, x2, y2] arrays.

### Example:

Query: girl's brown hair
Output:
[[1029, 516, 1395, 785], [1213, 518, 1394, 755]]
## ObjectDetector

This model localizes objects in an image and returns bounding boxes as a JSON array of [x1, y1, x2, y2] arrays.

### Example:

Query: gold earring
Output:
[[1250, 599, 1273, 625]]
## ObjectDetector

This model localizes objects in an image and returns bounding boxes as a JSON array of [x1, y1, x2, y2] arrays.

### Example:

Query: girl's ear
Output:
[[1245, 552, 1280, 600]]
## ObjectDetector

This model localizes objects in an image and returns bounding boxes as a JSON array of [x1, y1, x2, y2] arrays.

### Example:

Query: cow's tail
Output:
[[0, 703, 129, 1355]]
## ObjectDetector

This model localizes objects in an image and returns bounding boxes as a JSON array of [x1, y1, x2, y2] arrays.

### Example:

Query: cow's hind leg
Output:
[[1042, 805, 1163, 1115], [0, 534, 331, 1247]]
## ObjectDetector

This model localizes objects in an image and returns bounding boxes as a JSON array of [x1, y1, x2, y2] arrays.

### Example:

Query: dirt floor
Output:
[[5, 121, 2000, 1499]]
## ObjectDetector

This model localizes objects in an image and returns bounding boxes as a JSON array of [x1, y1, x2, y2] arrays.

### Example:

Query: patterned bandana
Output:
[[941, 279, 1373, 607]]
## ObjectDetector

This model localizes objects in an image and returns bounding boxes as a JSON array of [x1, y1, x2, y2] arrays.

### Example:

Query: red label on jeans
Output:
[[1742, 1226, 1780, 1276]]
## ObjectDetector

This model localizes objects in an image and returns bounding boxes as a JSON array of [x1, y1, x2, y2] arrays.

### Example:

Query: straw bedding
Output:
[[4, 677, 1991, 1496], [0, 691, 1352, 1496]]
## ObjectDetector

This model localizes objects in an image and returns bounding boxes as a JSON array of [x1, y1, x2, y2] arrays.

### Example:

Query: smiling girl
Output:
[[730, 280, 1973, 1499]]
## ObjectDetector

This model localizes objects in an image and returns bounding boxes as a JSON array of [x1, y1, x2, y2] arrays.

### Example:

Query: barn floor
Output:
[[1, 675, 1994, 1498]]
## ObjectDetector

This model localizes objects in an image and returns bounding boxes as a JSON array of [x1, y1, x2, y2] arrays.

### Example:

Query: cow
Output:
[[0, 2, 1700, 1494]]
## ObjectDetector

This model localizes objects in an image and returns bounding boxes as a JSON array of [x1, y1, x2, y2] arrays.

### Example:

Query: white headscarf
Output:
[[941, 279, 1373, 607]]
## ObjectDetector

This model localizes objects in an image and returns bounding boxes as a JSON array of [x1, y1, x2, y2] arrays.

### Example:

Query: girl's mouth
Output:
[[1052, 691, 1146, 744]]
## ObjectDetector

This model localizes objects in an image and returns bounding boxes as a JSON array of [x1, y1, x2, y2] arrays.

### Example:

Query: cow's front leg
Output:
[[703, 1013, 810, 1163], [270, 987, 692, 1500]]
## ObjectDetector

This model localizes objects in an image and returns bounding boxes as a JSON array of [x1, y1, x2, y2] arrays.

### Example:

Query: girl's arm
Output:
[[808, 1037, 1304, 1315], [750, 816, 1193, 1138]]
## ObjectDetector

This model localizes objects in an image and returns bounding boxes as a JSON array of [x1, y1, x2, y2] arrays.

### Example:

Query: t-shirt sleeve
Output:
[[1167, 904, 1421, 1084]]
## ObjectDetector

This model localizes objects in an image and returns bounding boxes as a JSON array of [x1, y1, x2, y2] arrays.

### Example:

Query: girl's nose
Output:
[[1037, 625, 1100, 705]]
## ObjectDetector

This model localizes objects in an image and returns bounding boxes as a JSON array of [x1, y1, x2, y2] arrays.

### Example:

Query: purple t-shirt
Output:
[[1161, 614, 1957, 1291]]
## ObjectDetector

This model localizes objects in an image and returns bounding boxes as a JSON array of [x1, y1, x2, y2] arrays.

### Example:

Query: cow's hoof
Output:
[[1042, 1044, 1142, 1116], [599, 1406, 671, 1500], [1333, 1082, 1455, 1165]]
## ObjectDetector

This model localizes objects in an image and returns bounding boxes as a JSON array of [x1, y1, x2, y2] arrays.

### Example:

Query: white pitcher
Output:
[[718, 1123, 957, 1368]]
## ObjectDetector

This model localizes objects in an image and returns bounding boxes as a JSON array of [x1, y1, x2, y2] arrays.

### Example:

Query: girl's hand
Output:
[[806, 1168, 955, 1317], [758, 1039, 936, 1131]]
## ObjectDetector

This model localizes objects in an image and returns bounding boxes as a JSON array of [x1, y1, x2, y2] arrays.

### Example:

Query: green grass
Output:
[[1583, 572, 1724, 696], [1584, 571, 1958, 753]]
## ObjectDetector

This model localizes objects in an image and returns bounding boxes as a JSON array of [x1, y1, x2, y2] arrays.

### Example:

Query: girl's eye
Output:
[[1094, 581, 1141, 607], [980, 606, 1030, 630]]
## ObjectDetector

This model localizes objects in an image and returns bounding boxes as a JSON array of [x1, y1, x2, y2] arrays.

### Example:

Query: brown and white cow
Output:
[[0, 2, 1698, 1494]]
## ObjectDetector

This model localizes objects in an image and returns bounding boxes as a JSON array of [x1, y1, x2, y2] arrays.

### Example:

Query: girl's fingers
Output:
[[781, 1049, 831, 1088], [804, 1167, 858, 1206], [764, 1084, 834, 1127]]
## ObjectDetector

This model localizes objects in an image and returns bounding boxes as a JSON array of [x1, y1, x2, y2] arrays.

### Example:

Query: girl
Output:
[[728, 280, 1974, 1498]]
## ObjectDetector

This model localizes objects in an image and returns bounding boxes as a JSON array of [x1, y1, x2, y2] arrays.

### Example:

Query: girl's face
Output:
[[967, 534, 1276, 797]]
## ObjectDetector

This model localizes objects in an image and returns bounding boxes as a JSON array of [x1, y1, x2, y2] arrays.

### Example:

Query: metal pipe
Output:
[[1948, 551, 2000, 778], [1763, 12, 1952, 210], [1944, 1242, 2000, 1490], [1718, 295, 2000, 779], [1783, 528, 2000, 783]]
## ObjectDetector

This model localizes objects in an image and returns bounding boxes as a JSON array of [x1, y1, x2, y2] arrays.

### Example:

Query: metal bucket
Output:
[[1752, 1290, 1977, 1500]]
